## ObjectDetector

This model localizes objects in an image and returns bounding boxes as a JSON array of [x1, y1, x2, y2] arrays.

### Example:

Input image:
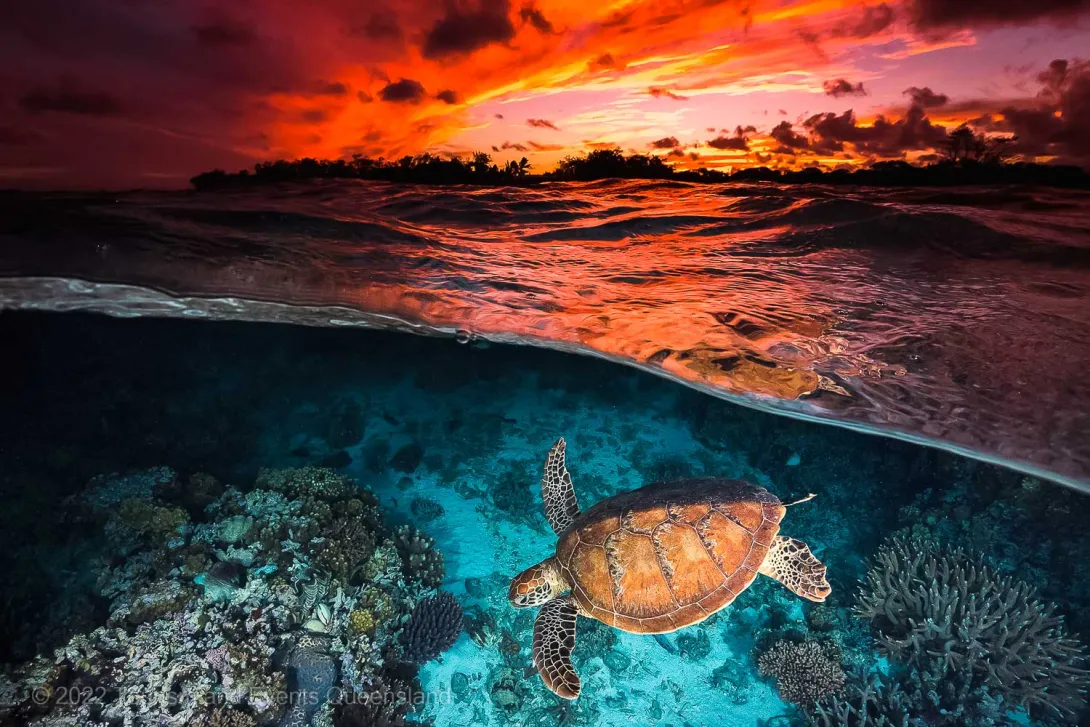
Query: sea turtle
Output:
[[509, 437, 831, 699]]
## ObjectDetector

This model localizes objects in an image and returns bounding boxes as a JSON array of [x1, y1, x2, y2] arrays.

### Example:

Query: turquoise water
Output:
[[1, 312, 1088, 726]]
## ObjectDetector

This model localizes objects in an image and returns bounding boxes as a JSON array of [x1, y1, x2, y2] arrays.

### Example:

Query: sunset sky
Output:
[[2, 0, 1089, 188]]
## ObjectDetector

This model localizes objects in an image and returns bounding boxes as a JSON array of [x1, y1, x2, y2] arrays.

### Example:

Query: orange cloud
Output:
[[3, 0, 1089, 187]]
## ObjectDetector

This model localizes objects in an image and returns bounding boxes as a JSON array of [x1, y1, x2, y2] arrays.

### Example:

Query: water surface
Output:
[[2, 179, 1088, 488]]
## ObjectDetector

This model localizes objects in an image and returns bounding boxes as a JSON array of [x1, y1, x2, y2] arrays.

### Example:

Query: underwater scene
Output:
[[2, 181, 1090, 727]]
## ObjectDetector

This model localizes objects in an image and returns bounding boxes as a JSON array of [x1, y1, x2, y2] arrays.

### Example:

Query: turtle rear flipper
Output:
[[533, 596, 580, 699], [541, 437, 580, 535], [759, 536, 831, 602]]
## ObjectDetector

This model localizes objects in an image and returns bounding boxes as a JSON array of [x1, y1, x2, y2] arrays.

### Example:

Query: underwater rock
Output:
[[573, 618, 618, 667], [710, 659, 752, 705], [463, 577, 486, 600], [488, 667, 526, 713], [463, 606, 499, 648], [409, 497, 445, 524], [450, 671, 471, 698], [389, 443, 424, 473], [401, 591, 463, 664], [676, 629, 711, 662], [497, 630, 522, 669]]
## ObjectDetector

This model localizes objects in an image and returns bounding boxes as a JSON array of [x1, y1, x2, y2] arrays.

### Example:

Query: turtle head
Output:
[[509, 557, 564, 608]]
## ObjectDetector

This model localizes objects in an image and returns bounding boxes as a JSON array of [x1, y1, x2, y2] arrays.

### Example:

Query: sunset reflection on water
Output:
[[1, 179, 1088, 488]]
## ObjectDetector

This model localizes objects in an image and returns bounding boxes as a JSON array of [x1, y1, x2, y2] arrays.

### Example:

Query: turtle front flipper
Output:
[[541, 437, 580, 536], [759, 536, 831, 602], [532, 596, 580, 699]]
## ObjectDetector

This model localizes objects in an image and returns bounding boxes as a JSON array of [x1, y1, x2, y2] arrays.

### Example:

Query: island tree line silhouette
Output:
[[191, 126, 1089, 190]]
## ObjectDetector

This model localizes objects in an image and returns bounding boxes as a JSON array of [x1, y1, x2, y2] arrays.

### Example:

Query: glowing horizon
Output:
[[1, 0, 1089, 188]]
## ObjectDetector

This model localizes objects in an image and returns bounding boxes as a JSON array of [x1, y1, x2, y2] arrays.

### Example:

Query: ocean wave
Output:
[[1, 179, 1088, 489]]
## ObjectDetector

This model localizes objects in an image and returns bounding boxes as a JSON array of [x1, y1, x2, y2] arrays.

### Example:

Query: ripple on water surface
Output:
[[0, 179, 1088, 488]]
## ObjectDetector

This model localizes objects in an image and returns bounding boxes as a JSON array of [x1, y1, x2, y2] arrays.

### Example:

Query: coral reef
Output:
[[855, 536, 1088, 720], [393, 526, 445, 590], [0, 467, 456, 727], [401, 592, 463, 665], [756, 639, 846, 706], [809, 673, 919, 727]]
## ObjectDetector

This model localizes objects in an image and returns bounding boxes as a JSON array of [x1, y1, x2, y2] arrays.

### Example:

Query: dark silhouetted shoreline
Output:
[[191, 148, 1090, 191]]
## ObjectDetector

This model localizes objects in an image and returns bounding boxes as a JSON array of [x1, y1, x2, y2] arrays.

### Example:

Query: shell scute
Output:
[[565, 478, 782, 633]]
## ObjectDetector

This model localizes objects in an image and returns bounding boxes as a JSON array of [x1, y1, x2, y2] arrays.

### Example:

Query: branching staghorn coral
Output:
[[809, 672, 922, 727], [855, 537, 1088, 718]]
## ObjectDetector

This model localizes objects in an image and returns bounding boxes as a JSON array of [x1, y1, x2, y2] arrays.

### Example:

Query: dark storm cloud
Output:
[[995, 59, 1090, 163], [833, 3, 894, 37], [904, 86, 948, 108], [823, 79, 867, 97], [770, 121, 810, 151], [707, 135, 749, 151], [436, 89, 459, 104], [519, 3, 554, 33], [19, 83, 123, 116], [803, 103, 946, 155], [527, 118, 558, 129], [358, 91, 374, 103], [379, 78, 427, 103], [910, 0, 1090, 30], [650, 136, 680, 149], [422, 0, 516, 59]]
